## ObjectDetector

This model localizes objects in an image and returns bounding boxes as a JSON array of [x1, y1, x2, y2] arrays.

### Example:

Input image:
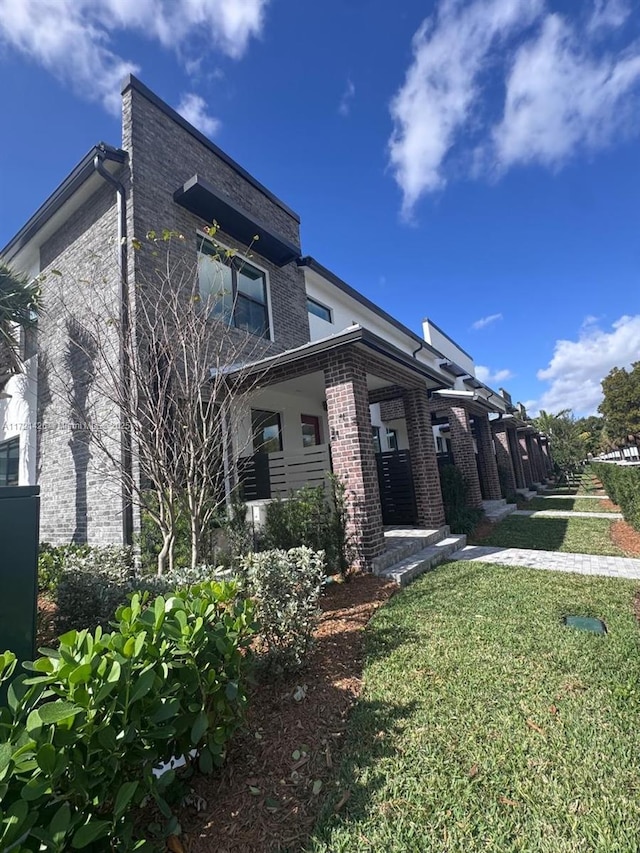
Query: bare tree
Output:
[[53, 227, 273, 573]]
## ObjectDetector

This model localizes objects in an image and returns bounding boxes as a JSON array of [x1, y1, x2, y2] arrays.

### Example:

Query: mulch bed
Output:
[[178, 573, 395, 853], [611, 520, 640, 557], [467, 517, 496, 544]]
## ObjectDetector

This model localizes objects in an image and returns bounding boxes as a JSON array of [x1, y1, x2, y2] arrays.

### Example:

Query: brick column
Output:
[[532, 435, 547, 482], [518, 432, 534, 486], [447, 404, 483, 508], [403, 389, 446, 528], [526, 434, 544, 483], [491, 421, 517, 496], [474, 413, 502, 500], [541, 438, 553, 475], [507, 426, 526, 489], [324, 351, 385, 570]]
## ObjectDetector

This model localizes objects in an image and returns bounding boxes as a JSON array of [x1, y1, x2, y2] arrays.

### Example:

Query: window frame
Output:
[[306, 296, 333, 324], [251, 409, 283, 455], [301, 414, 322, 448], [197, 232, 274, 341], [0, 436, 20, 487]]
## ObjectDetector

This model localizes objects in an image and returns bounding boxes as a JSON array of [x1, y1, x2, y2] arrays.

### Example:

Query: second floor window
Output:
[[198, 242, 270, 339]]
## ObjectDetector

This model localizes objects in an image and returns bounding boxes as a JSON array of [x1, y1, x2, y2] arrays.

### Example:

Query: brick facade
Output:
[[324, 351, 385, 569], [507, 425, 526, 489], [518, 432, 534, 486], [473, 413, 502, 500], [491, 421, 518, 495], [441, 403, 483, 508], [403, 389, 445, 528]]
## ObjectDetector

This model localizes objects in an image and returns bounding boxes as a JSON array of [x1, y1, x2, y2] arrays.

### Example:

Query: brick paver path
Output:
[[513, 509, 623, 519], [452, 545, 640, 580], [539, 494, 609, 500]]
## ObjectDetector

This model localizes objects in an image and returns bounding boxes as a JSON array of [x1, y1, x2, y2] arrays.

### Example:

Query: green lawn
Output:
[[308, 562, 640, 853], [522, 497, 618, 513], [471, 515, 624, 556]]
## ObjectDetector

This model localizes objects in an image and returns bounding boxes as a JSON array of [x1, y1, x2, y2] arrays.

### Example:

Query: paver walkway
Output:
[[513, 509, 623, 519], [452, 545, 640, 580], [539, 493, 609, 500]]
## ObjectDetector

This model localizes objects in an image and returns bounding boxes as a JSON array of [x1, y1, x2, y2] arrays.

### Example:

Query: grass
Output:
[[522, 497, 619, 513], [470, 515, 624, 556], [308, 562, 640, 853]]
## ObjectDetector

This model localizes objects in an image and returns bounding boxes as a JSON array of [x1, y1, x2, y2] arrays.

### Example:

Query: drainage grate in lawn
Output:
[[563, 615, 607, 634]]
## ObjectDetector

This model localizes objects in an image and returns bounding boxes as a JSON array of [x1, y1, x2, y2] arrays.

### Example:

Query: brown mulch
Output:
[[611, 520, 640, 557], [179, 573, 396, 853], [601, 498, 621, 513], [467, 517, 497, 544], [37, 595, 58, 647]]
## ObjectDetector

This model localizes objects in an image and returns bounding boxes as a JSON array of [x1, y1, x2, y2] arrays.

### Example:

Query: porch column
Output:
[[324, 351, 385, 570], [518, 432, 534, 486], [526, 434, 543, 484], [531, 435, 546, 482], [403, 389, 446, 528], [447, 404, 483, 508], [541, 438, 553, 475], [491, 420, 517, 496], [507, 426, 526, 489], [474, 413, 502, 500]]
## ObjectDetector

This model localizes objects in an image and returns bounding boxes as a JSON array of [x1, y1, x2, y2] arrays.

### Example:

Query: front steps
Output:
[[516, 488, 538, 501], [372, 526, 467, 587], [482, 499, 517, 523]]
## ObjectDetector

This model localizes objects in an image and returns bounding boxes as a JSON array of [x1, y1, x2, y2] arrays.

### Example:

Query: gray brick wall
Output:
[[37, 178, 127, 546]]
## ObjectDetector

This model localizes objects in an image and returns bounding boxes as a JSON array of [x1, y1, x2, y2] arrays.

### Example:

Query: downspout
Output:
[[93, 147, 134, 547]]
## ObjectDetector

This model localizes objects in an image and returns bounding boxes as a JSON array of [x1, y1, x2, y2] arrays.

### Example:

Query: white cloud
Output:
[[388, 0, 543, 217], [493, 12, 640, 171], [475, 365, 514, 384], [0, 0, 268, 114], [388, 0, 640, 216], [338, 78, 355, 117], [177, 93, 220, 137], [536, 314, 640, 415], [472, 312, 503, 330]]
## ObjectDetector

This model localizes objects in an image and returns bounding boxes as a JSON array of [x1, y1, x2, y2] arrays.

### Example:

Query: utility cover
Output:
[[563, 615, 607, 634]]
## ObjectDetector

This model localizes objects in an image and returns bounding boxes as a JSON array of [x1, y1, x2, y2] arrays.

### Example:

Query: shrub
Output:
[[0, 581, 255, 851], [439, 464, 484, 534], [54, 546, 135, 634], [262, 483, 352, 574], [241, 547, 326, 670], [497, 464, 517, 503], [38, 543, 91, 594], [591, 463, 640, 531]]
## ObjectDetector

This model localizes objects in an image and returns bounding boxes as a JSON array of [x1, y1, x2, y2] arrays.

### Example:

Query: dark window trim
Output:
[[251, 409, 283, 454], [301, 414, 322, 447], [0, 436, 20, 487], [198, 238, 272, 340], [307, 296, 333, 324]]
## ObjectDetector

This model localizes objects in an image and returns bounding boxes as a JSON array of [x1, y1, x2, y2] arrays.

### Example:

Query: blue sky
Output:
[[1, 0, 639, 416]]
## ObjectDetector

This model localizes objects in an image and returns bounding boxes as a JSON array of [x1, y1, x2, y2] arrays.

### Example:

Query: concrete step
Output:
[[515, 488, 538, 501], [376, 534, 467, 586], [372, 526, 448, 574], [482, 499, 517, 522]]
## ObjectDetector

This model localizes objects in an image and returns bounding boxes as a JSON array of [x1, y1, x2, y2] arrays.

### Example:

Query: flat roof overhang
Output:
[[174, 175, 300, 267], [430, 389, 504, 416], [211, 325, 453, 391]]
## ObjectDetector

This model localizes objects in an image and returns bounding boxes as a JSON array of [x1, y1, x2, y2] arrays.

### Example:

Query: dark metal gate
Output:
[[376, 450, 417, 525]]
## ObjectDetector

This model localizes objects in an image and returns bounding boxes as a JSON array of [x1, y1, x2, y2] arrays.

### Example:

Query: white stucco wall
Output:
[[423, 319, 475, 376], [0, 355, 38, 485]]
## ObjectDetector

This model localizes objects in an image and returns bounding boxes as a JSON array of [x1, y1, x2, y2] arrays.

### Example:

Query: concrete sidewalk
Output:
[[451, 545, 640, 580]]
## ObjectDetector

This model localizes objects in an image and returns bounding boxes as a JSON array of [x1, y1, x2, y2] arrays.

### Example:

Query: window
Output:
[[372, 426, 381, 454], [198, 241, 270, 338], [252, 410, 282, 454], [0, 437, 19, 487], [386, 428, 398, 452], [301, 414, 322, 448], [306, 297, 332, 323]]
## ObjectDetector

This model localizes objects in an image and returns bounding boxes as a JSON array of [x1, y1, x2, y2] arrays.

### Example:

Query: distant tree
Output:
[[533, 409, 586, 480], [574, 415, 606, 457], [599, 363, 640, 445], [0, 263, 41, 389]]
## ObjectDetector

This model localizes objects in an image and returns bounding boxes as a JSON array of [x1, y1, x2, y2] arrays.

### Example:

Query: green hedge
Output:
[[591, 463, 640, 531], [0, 581, 255, 851], [439, 464, 484, 534]]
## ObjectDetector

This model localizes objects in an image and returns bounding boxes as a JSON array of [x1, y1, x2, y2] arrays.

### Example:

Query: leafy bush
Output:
[[591, 463, 640, 531], [497, 464, 517, 503], [241, 547, 326, 670], [0, 581, 255, 851], [262, 483, 352, 574], [54, 547, 135, 634], [38, 543, 91, 594], [439, 464, 484, 534]]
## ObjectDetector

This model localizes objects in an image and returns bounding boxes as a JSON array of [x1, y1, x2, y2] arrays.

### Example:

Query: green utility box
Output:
[[0, 486, 40, 678]]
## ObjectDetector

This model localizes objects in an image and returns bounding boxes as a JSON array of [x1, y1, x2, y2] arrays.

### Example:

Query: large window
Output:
[[198, 241, 270, 338], [252, 410, 282, 454], [0, 437, 19, 487]]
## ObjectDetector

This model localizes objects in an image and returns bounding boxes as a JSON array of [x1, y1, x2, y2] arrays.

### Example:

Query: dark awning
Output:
[[174, 175, 300, 267]]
